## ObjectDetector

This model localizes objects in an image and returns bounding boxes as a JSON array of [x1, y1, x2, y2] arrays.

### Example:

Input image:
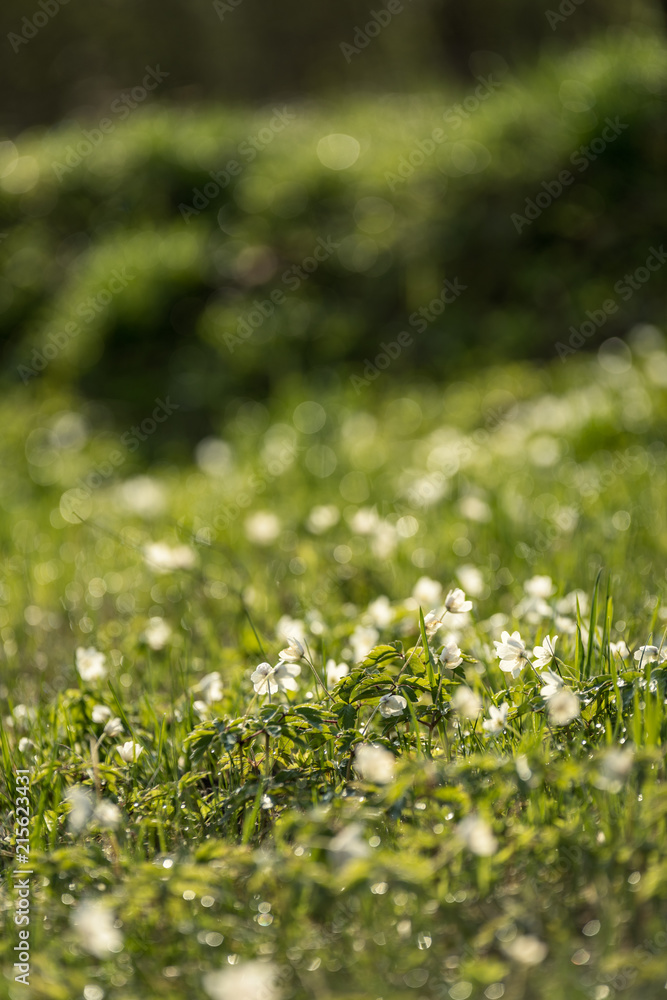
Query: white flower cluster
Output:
[[250, 635, 305, 697], [489, 630, 581, 728]]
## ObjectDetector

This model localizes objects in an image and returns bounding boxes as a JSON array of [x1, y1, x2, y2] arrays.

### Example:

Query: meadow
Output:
[[2, 327, 667, 998], [2, 25, 667, 1000]]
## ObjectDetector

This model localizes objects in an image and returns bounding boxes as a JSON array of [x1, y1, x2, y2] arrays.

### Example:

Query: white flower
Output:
[[307, 504, 340, 534], [494, 631, 529, 678], [278, 636, 305, 662], [18, 737, 35, 753], [350, 507, 379, 535], [64, 785, 94, 834], [459, 495, 491, 522], [195, 437, 232, 478], [244, 511, 281, 545], [515, 754, 532, 781], [503, 935, 548, 965], [482, 702, 509, 735], [370, 520, 397, 560], [71, 900, 123, 959], [539, 668, 563, 700], [250, 662, 275, 695], [524, 575, 554, 599], [328, 822, 370, 866], [350, 625, 379, 663], [326, 659, 349, 688], [272, 661, 301, 693], [93, 800, 122, 829], [451, 686, 482, 719], [634, 644, 667, 665], [457, 815, 498, 856], [594, 746, 634, 792], [439, 636, 463, 669], [305, 609, 325, 636], [547, 688, 580, 726], [609, 640, 630, 660], [515, 576, 555, 623], [250, 661, 300, 696], [143, 616, 172, 650], [143, 541, 196, 572], [412, 576, 442, 607], [379, 694, 407, 718], [423, 610, 445, 639], [12, 704, 34, 724], [367, 595, 393, 628], [354, 744, 395, 784], [408, 472, 446, 509], [556, 589, 588, 616], [193, 700, 210, 719], [76, 646, 107, 682], [554, 614, 577, 635], [118, 475, 167, 518], [104, 717, 123, 738], [116, 741, 143, 763], [198, 672, 224, 704], [513, 594, 552, 623], [92, 704, 112, 724], [203, 961, 280, 1000], [276, 616, 306, 645], [444, 588, 473, 614], [532, 634, 558, 670], [456, 564, 485, 597]]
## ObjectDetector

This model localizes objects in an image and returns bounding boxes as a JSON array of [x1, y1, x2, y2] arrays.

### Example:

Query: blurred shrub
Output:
[[0, 34, 666, 428]]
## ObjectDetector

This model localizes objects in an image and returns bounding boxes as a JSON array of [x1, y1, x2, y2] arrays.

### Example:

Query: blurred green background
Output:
[[1, 0, 666, 443], [3, 0, 665, 126]]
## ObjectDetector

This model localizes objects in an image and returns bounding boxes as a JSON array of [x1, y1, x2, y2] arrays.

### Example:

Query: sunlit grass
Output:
[[1, 335, 667, 997]]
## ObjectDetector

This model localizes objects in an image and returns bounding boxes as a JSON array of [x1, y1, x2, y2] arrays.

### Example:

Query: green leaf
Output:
[[584, 569, 602, 679], [333, 702, 358, 730], [419, 607, 439, 700], [358, 644, 402, 672], [290, 704, 334, 729]]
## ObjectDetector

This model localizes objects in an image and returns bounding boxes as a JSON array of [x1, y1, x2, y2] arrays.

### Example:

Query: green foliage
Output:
[[1, 336, 667, 996], [1, 35, 666, 427], [2, 0, 663, 130]]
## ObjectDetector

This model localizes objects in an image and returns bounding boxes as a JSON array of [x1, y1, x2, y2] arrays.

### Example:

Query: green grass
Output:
[[2, 332, 667, 998]]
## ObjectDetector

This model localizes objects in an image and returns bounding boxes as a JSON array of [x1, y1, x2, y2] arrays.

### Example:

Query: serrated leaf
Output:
[[333, 703, 358, 730]]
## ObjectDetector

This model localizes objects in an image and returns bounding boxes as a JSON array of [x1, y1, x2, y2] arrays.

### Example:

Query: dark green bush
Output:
[[1, 34, 665, 429]]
